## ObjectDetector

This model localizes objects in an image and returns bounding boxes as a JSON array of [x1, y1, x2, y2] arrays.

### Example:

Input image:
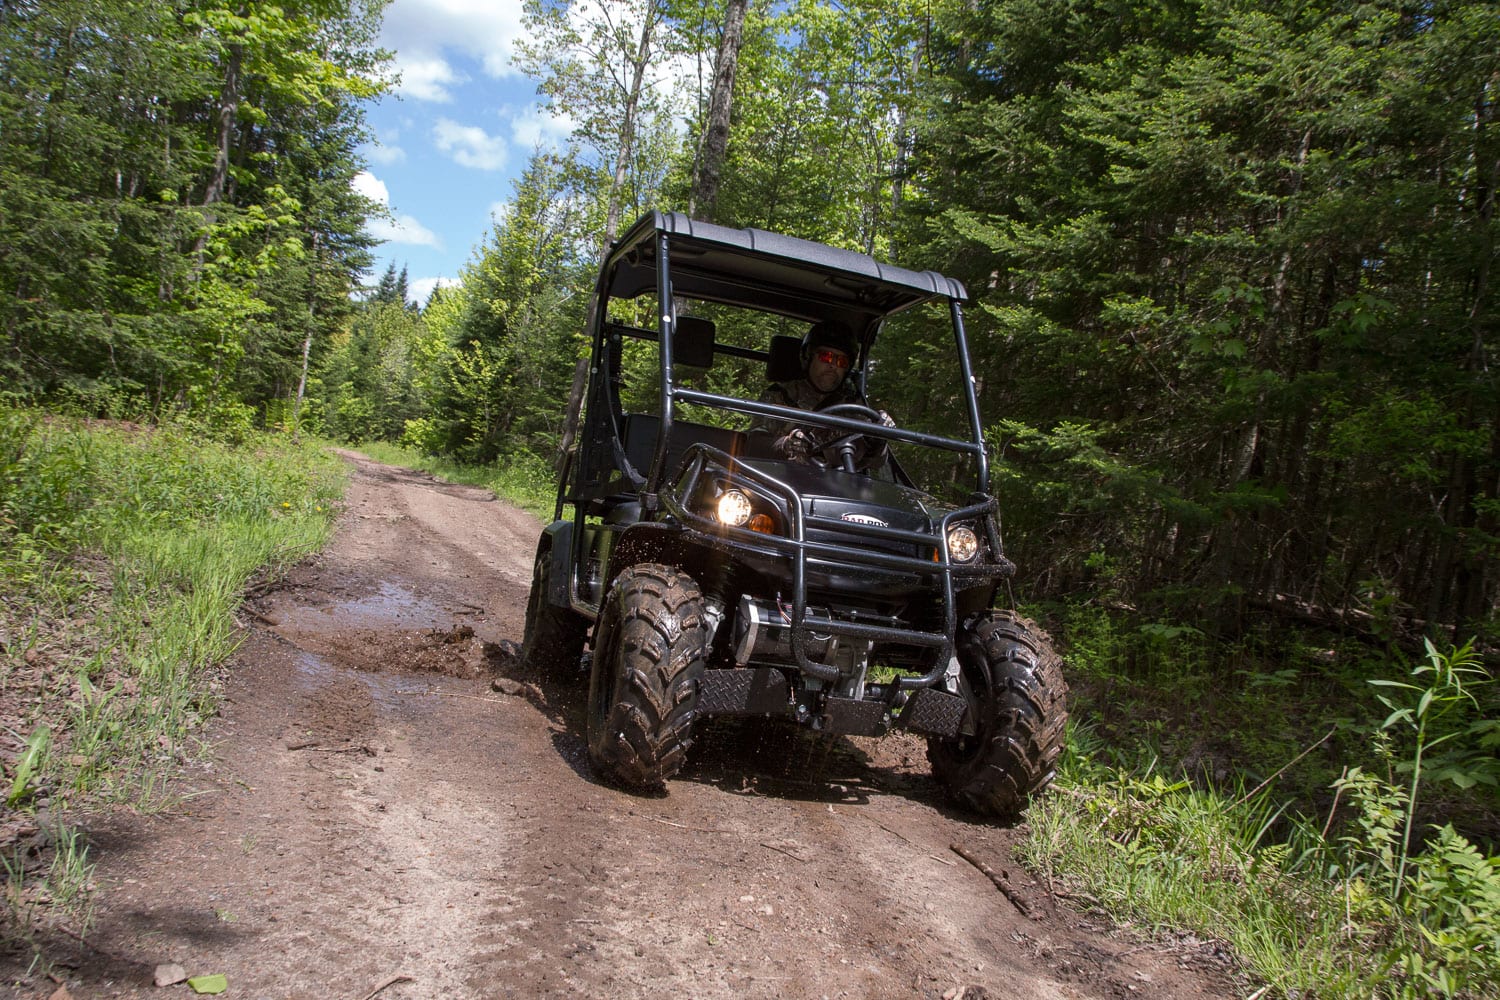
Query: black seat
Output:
[[621, 413, 746, 481]]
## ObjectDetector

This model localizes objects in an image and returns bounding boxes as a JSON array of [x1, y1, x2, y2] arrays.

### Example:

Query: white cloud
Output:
[[507, 105, 573, 152], [410, 275, 462, 305], [352, 170, 390, 205], [379, 0, 528, 102], [368, 214, 443, 249], [354, 175, 441, 247], [396, 55, 465, 103], [433, 118, 508, 171], [364, 141, 407, 166]]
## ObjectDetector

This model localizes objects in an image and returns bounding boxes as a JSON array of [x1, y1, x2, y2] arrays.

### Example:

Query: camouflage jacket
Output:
[[752, 378, 858, 440]]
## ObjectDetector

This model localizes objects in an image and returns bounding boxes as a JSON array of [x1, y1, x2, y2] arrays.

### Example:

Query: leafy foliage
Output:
[[0, 0, 390, 424], [1026, 644, 1500, 999]]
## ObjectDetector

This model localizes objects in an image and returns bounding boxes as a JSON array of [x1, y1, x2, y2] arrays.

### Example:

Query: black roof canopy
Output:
[[603, 212, 968, 325]]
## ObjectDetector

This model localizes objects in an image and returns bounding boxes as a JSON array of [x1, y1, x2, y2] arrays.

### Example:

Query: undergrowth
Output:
[[1024, 630, 1500, 999], [0, 408, 344, 943]]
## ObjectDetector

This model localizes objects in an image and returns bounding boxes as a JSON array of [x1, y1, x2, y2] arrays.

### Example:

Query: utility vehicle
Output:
[[522, 212, 1066, 817]]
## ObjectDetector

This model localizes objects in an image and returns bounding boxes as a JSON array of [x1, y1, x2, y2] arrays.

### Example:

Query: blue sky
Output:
[[354, 0, 573, 305]]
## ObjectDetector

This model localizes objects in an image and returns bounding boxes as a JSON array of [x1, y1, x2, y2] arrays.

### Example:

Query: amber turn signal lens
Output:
[[748, 513, 775, 534]]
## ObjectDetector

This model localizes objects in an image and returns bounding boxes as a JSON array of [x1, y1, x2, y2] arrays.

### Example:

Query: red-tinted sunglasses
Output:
[[813, 349, 850, 369]]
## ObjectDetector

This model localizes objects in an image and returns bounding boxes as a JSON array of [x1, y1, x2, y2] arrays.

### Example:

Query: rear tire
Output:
[[521, 540, 587, 679], [586, 563, 708, 789], [928, 612, 1068, 818]]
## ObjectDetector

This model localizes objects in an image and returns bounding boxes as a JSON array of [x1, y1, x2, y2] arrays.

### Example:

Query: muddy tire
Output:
[[928, 611, 1068, 818], [521, 539, 587, 678], [586, 563, 708, 789]]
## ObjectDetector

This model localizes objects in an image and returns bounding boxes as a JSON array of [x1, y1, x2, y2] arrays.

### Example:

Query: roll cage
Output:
[[560, 211, 991, 509]]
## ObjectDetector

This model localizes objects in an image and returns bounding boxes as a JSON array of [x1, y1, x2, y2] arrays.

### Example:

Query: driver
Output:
[[754, 320, 890, 464]]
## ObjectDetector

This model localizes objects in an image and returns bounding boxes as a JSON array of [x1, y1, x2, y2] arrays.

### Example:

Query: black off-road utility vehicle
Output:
[[522, 212, 1066, 817]]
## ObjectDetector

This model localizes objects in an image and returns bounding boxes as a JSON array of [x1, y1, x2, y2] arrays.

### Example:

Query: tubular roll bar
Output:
[[644, 233, 991, 500], [647, 232, 677, 505]]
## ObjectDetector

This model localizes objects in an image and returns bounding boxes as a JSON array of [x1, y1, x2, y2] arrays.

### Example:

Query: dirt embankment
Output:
[[4, 451, 1241, 999]]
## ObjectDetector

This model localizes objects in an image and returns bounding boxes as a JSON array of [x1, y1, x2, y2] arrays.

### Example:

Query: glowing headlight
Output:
[[716, 489, 753, 527], [946, 525, 980, 563]]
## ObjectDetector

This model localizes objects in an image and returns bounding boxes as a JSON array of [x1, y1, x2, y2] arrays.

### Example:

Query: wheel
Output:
[[586, 563, 709, 789], [521, 539, 588, 678], [928, 611, 1068, 818]]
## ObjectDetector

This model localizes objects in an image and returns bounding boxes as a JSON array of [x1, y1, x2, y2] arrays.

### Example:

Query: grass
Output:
[[0, 409, 345, 941], [2, 820, 95, 938], [1022, 629, 1500, 1000], [1021, 742, 1371, 996], [353, 441, 557, 520]]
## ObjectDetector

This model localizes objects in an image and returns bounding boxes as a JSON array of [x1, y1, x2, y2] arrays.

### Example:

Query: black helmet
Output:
[[800, 320, 857, 365]]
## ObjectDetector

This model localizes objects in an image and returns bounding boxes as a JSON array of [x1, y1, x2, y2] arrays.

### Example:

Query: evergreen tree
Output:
[[0, 0, 391, 425], [373, 263, 402, 306], [418, 153, 591, 463], [905, 0, 1500, 637]]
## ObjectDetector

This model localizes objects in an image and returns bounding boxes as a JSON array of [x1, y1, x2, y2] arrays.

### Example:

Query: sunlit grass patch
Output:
[[1021, 746, 1368, 997], [1024, 645, 1500, 1000], [0, 409, 346, 942]]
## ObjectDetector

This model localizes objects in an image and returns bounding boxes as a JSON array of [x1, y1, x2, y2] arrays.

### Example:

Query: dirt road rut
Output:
[[10, 452, 1240, 999]]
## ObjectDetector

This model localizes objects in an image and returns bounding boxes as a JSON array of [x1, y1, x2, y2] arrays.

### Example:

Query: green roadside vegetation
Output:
[[0, 410, 344, 942], [1023, 630, 1498, 1000]]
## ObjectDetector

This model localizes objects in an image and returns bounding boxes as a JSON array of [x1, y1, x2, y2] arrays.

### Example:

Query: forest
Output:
[[1, 0, 1498, 993], [6, 0, 1497, 650]]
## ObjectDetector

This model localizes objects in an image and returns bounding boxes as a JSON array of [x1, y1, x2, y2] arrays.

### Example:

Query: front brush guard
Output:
[[661, 443, 1006, 688]]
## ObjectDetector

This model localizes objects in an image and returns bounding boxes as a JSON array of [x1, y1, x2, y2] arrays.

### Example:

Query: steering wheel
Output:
[[812, 403, 889, 473]]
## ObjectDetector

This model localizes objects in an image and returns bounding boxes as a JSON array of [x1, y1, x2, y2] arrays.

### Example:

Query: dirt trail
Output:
[[6, 452, 1241, 999]]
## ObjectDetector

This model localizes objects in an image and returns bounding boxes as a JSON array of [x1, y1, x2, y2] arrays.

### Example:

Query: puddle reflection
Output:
[[279, 581, 447, 631]]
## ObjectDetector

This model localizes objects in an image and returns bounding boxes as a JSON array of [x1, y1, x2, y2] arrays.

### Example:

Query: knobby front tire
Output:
[[586, 563, 709, 789]]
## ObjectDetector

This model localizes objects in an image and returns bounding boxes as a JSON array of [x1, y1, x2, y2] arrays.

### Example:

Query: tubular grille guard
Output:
[[662, 443, 1001, 688]]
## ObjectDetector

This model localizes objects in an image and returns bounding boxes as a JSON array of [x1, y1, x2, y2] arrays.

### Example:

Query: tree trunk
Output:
[[602, 5, 660, 252], [690, 0, 749, 223], [292, 232, 320, 442], [194, 37, 242, 261], [204, 43, 242, 210]]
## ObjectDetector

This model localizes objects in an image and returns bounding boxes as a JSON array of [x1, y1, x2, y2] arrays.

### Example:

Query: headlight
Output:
[[946, 525, 980, 563], [716, 489, 753, 527]]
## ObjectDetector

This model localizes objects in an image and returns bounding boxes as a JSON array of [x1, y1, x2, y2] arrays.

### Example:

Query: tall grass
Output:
[[1022, 643, 1500, 999], [0, 409, 344, 935], [1021, 738, 1374, 996]]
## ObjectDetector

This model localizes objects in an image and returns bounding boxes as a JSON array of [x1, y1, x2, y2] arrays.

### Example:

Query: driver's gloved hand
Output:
[[774, 428, 814, 461]]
